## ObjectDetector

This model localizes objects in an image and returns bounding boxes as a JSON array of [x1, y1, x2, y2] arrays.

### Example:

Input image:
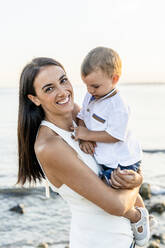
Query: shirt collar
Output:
[[89, 87, 118, 102]]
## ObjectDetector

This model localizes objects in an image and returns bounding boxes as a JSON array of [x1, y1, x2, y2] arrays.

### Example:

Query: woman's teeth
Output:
[[57, 96, 69, 105]]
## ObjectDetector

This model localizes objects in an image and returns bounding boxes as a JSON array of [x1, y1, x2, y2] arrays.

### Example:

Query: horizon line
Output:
[[0, 81, 165, 89]]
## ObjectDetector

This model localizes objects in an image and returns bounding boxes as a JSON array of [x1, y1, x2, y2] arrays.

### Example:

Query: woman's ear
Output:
[[27, 94, 41, 106]]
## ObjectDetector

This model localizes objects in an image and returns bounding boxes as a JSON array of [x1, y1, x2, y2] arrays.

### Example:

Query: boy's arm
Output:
[[77, 118, 86, 127], [76, 103, 128, 143], [75, 103, 130, 143], [76, 119, 96, 154], [74, 126, 120, 143]]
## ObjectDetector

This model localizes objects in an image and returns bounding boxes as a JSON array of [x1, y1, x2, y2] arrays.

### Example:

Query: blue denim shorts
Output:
[[99, 161, 141, 186]]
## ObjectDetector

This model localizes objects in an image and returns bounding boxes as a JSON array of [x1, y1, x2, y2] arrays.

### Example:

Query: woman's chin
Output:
[[56, 101, 74, 113]]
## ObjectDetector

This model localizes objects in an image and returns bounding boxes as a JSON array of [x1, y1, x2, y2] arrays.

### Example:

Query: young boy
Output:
[[75, 47, 150, 246]]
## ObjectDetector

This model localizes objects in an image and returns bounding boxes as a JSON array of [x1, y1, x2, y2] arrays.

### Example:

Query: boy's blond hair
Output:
[[81, 47, 122, 78]]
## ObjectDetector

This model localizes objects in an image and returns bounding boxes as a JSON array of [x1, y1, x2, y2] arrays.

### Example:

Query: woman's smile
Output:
[[56, 94, 70, 105]]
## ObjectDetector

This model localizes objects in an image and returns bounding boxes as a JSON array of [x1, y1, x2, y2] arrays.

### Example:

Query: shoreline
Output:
[[1, 183, 165, 248], [0, 82, 165, 90]]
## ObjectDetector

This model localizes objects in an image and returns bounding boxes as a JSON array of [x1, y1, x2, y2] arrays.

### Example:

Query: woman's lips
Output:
[[56, 95, 70, 105]]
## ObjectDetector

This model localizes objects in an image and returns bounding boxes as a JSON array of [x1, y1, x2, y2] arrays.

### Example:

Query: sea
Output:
[[0, 83, 165, 248]]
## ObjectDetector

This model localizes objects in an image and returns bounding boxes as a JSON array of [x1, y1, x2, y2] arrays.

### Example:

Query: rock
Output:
[[147, 240, 160, 248], [9, 204, 24, 214], [139, 183, 151, 200], [160, 233, 165, 244], [152, 233, 165, 244], [37, 243, 48, 248], [150, 185, 165, 195], [149, 202, 165, 214]]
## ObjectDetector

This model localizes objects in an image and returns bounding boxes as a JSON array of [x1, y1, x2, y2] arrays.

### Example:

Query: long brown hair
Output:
[[17, 57, 65, 185]]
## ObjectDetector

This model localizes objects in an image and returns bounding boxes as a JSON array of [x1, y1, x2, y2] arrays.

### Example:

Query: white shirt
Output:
[[77, 89, 142, 168]]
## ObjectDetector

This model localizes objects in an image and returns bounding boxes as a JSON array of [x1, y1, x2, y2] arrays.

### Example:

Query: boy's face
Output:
[[81, 69, 118, 99]]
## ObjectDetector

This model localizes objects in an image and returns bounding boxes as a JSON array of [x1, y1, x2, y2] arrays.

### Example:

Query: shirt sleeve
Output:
[[105, 105, 130, 142], [77, 92, 90, 120]]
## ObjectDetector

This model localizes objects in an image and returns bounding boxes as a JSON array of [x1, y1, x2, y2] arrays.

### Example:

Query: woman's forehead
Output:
[[34, 65, 65, 87]]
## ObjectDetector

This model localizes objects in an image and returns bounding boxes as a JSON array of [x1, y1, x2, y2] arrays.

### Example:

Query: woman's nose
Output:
[[57, 86, 67, 97]]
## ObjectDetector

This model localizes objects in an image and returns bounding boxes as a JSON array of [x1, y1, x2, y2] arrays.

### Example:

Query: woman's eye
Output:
[[94, 86, 99, 89], [45, 87, 53, 93], [61, 78, 68, 84]]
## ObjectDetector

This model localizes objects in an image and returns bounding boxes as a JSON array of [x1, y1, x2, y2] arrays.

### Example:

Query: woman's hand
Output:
[[110, 167, 143, 189]]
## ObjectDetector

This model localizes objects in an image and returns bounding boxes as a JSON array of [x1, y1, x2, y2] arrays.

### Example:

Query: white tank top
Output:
[[38, 120, 133, 248]]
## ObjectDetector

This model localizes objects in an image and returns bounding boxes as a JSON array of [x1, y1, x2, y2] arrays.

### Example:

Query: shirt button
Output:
[[87, 108, 90, 112]]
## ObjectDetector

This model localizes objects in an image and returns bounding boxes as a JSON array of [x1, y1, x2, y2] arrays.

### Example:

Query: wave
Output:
[[143, 149, 165, 153], [1, 183, 165, 197], [0, 186, 58, 197]]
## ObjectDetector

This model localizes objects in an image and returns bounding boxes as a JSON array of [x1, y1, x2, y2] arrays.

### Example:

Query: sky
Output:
[[0, 0, 165, 87]]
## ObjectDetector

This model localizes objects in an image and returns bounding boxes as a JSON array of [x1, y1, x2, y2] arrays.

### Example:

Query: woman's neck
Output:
[[45, 113, 74, 131]]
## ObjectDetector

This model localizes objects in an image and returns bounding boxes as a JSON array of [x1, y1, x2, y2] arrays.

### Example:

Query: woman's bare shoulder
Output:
[[35, 126, 77, 167], [35, 127, 62, 156], [34, 127, 70, 187]]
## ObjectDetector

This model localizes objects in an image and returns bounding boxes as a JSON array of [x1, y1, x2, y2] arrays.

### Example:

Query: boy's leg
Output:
[[118, 163, 150, 246], [134, 194, 145, 233], [119, 162, 145, 207], [99, 165, 114, 186], [135, 194, 145, 208], [123, 206, 150, 246]]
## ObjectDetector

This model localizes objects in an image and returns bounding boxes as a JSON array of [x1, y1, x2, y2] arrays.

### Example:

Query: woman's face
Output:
[[28, 65, 74, 117]]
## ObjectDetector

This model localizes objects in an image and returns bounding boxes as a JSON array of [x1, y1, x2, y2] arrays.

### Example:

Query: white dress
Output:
[[39, 120, 134, 248]]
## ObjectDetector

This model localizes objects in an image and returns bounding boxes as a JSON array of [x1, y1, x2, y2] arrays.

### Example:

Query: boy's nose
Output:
[[88, 87, 95, 95]]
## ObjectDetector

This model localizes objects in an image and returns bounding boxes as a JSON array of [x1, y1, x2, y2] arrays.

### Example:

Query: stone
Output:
[[9, 204, 24, 214], [152, 234, 160, 240], [152, 233, 165, 244], [37, 243, 48, 248], [149, 202, 165, 214], [139, 183, 151, 200], [160, 233, 165, 244], [147, 240, 160, 248]]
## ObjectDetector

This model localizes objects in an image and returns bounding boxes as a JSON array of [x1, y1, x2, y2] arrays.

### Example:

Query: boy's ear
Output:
[[112, 74, 119, 84], [27, 94, 41, 106]]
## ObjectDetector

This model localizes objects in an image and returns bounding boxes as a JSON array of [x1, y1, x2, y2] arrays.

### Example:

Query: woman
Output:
[[17, 57, 143, 248]]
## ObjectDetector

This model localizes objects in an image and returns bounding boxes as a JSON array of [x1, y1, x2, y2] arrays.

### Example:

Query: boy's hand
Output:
[[79, 141, 96, 155], [74, 126, 90, 141]]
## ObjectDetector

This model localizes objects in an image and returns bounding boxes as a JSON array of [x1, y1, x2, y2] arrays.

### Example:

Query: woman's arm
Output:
[[37, 136, 140, 216]]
